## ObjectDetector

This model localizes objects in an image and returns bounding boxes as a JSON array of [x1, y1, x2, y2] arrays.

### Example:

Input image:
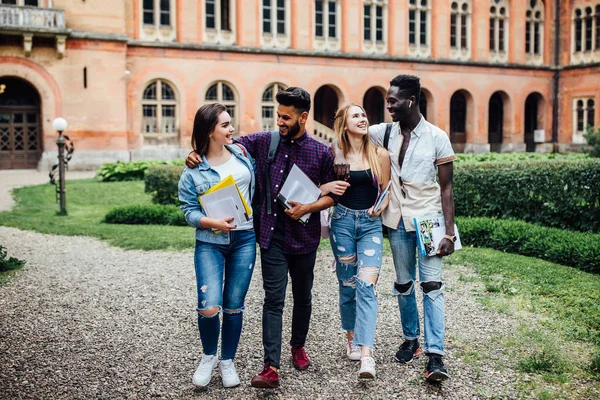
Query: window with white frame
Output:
[[525, 0, 544, 65], [0, 0, 39, 5], [363, 0, 387, 54], [408, 0, 431, 58], [572, 5, 600, 64], [261, 83, 287, 131], [261, 0, 290, 49], [204, 0, 236, 45], [142, 80, 178, 137], [573, 98, 596, 143], [314, 0, 341, 52], [489, 0, 508, 62], [140, 0, 176, 42], [450, 0, 471, 60], [205, 82, 238, 132]]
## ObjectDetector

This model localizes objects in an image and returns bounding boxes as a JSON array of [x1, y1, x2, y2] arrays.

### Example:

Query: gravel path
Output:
[[0, 226, 522, 399]]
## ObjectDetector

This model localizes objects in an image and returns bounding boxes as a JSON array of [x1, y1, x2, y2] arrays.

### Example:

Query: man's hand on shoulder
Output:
[[186, 151, 202, 168]]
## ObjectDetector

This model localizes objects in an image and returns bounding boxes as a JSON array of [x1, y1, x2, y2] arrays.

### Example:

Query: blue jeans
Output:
[[194, 229, 256, 360], [388, 220, 445, 356], [330, 204, 383, 349]]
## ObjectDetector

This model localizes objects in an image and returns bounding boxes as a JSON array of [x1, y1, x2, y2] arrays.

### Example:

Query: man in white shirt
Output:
[[369, 75, 456, 382]]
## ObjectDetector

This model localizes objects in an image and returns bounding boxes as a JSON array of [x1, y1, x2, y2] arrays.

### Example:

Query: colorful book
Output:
[[414, 214, 462, 257]]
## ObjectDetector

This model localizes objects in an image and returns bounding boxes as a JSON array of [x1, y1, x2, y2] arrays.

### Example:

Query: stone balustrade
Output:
[[0, 4, 65, 31]]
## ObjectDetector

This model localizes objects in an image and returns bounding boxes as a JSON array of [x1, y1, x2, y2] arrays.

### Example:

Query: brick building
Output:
[[0, 0, 598, 170]]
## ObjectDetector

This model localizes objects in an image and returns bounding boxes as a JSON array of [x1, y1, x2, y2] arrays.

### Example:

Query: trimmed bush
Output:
[[457, 217, 600, 274], [0, 245, 26, 272], [455, 152, 588, 164], [584, 125, 600, 158], [144, 165, 184, 205], [96, 159, 185, 182], [103, 204, 186, 226], [454, 159, 600, 233]]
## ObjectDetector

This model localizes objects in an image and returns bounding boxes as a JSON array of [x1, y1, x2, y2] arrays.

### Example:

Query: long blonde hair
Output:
[[333, 103, 382, 184]]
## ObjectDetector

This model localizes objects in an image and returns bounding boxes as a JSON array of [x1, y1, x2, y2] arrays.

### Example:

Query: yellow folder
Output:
[[199, 175, 252, 216]]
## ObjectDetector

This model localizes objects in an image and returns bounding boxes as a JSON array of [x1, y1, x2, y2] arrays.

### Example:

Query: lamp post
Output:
[[52, 117, 68, 215]]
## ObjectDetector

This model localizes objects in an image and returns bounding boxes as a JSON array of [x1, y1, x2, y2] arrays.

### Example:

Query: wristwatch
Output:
[[443, 234, 457, 243]]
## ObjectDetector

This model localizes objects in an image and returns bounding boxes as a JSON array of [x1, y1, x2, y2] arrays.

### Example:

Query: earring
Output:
[[409, 101, 412, 108]]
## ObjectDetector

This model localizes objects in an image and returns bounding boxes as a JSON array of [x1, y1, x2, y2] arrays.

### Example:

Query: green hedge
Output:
[[96, 159, 185, 182], [454, 159, 600, 233], [455, 152, 588, 164], [103, 204, 186, 226], [0, 245, 26, 272], [458, 217, 600, 274], [144, 165, 184, 205]]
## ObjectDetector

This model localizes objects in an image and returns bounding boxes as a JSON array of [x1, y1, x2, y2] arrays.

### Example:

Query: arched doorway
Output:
[[0, 77, 42, 169], [488, 92, 505, 152], [314, 85, 339, 129], [363, 87, 385, 124], [420, 88, 432, 121], [450, 91, 468, 153], [524, 92, 544, 152]]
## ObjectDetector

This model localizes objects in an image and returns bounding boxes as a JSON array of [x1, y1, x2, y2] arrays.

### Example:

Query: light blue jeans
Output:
[[388, 219, 445, 356], [194, 229, 256, 360], [330, 204, 383, 349]]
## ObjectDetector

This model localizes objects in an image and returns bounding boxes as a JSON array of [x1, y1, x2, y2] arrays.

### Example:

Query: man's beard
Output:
[[281, 120, 301, 138]]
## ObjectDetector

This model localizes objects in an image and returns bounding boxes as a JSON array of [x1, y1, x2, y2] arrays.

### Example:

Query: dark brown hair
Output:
[[191, 103, 227, 157]]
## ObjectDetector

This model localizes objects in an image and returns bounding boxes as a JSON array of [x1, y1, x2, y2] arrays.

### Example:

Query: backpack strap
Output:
[[234, 143, 247, 157], [383, 122, 393, 150], [265, 130, 280, 215]]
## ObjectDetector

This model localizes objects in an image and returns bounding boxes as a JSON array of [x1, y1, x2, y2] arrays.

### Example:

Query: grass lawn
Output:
[[0, 179, 194, 251]]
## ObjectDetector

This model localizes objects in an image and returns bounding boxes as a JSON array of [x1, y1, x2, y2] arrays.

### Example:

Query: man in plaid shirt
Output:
[[186, 87, 336, 388]]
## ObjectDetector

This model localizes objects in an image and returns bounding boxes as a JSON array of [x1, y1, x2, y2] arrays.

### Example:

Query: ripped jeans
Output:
[[388, 219, 445, 356], [330, 204, 383, 349], [194, 229, 256, 360]]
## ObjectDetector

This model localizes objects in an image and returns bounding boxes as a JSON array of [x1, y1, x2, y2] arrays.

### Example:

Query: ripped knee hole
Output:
[[421, 281, 442, 293]]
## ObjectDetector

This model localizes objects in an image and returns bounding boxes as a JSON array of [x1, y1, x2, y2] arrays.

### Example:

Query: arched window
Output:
[[408, 0, 431, 57], [450, 0, 471, 60], [573, 98, 595, 143], [261, 83, 287, 131], [205, 81, 238, 131], [142, 80, 178, 136], [489, 0, 508, 62], [572, 5, 600, 63], [526, 0, 544, 64]]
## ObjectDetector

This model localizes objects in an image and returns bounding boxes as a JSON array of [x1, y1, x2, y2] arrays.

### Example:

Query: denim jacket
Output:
[[178, 144, 255, 245]]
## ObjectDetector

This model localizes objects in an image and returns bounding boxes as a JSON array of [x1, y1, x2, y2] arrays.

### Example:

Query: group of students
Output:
[[178, 74, 457, 390]]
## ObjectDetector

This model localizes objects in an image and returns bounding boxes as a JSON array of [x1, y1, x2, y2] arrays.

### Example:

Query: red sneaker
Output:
[[291, 347, 311, 370], [250, 365, 280, 388]]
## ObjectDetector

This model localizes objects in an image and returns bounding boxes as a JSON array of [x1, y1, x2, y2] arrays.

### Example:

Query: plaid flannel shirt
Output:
[[237, 131, 336, 254]]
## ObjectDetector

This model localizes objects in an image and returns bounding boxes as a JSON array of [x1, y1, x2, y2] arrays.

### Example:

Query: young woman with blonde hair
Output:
[[321, 103, 391, 379]]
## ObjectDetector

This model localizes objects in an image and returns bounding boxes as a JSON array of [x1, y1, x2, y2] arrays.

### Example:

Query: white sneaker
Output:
[[358, 356, 376, 380], [346, 340, 361, 361], [192, 354, 218, 389], [219, 359, 240, 388]]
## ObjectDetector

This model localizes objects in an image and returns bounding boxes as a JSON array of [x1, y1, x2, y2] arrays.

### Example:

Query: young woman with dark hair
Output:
[[321, 103, 391, 380], [178, 103, 256, 389]]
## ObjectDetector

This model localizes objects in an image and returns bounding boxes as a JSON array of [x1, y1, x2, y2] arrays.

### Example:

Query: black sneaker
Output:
[[394, 339, 421, 363], [425, 354, 450, 382]]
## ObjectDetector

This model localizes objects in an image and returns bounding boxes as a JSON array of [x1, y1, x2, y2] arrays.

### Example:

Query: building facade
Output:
[[0, 0, 598, 169]]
